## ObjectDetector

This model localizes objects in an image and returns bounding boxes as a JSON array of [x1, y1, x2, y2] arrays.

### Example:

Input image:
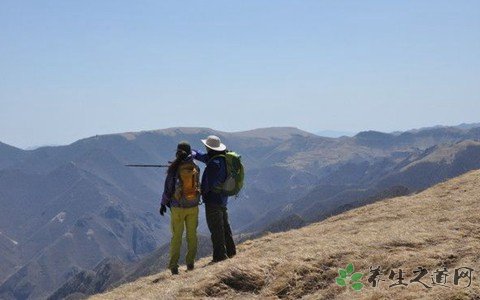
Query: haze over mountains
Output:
[[315, 130, 356, 138], [1, 123, 480, 299]]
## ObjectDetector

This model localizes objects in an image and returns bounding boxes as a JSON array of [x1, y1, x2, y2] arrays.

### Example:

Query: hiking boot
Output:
[[171, 267, 179, 275], [208, 257, 227, 265], [187, 263, 194, 271], [216, 255, 228, 262]]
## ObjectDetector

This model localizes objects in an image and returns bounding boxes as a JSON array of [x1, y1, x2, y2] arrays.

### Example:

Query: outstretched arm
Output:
[[192, 149, 209, 164]]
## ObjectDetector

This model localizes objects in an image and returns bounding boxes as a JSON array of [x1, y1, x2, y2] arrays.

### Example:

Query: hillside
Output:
[[48, 235, 213, 300], [0, 142, 25, 169], [0, 126, 315, 298], [2, 124, 480, 298], [91, 170, 480, 299], [242, 140, 480, 234]]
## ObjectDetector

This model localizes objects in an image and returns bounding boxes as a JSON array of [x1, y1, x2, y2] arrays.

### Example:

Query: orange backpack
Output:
[[174, 161, 201, 206]]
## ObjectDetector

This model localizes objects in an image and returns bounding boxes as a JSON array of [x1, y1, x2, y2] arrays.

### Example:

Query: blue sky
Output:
[[1, 1, 479, 148]]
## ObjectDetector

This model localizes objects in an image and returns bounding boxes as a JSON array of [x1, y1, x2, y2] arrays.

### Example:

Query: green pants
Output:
[[169, 206, 199, 270]]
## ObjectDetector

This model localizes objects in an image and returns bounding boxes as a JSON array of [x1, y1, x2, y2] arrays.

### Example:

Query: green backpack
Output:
[[213, 151, 245, 196]]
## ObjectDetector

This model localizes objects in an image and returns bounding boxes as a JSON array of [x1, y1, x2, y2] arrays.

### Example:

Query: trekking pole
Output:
[[125, 164, 170, 168]]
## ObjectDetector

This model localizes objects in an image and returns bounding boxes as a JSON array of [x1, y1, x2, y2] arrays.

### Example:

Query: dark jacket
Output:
[[192, 149, 228, 206], [161, 155, 199, 208]]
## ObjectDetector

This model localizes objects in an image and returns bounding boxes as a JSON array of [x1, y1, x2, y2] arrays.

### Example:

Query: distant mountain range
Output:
[[1, 123, 480, 299]]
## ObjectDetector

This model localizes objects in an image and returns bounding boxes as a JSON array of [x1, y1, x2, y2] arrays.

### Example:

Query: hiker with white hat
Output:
[[192, 135, 237, 262]]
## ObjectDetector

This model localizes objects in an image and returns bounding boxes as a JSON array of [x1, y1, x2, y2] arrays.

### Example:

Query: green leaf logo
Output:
[[346, 263, 354, 274], [352, 282, 364, 291], [335, 263, 364, 292], [351, 272, 363, 281]]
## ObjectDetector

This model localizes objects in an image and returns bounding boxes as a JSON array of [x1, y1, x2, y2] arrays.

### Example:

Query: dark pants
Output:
[[205, 203, 236, 261]]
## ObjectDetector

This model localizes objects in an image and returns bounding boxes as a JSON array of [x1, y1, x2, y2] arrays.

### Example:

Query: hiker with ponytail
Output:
[[160, 141, 201, 275]]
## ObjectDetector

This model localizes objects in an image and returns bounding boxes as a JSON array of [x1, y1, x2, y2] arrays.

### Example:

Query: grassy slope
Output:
[[91, 170, 480, 300]]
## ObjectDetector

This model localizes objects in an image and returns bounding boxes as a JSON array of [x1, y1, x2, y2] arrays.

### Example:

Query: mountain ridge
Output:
[[2, 123, 479, 151]]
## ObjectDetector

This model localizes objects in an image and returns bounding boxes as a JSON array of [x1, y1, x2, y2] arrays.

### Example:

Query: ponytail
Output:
[[167, 150, 188, 174]]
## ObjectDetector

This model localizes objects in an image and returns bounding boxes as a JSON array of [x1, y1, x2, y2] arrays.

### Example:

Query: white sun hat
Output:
[[201, 135, 227, 151]]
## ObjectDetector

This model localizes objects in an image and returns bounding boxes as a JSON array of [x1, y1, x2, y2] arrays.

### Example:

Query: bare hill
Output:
[[91, 170, 480, 300]]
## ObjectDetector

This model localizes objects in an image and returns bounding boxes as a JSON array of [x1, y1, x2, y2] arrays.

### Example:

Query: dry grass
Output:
[[90, 170, 480, 300]]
